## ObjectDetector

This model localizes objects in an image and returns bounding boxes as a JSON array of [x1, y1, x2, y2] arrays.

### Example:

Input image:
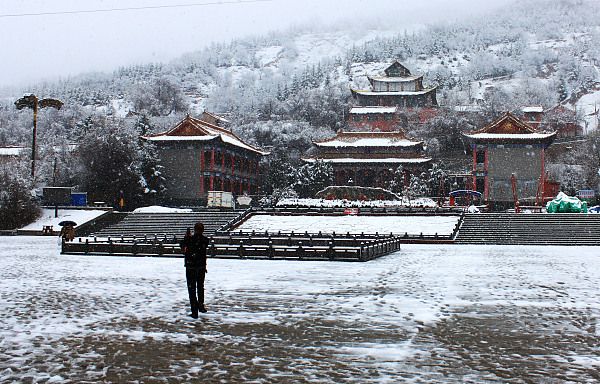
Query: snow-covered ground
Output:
[[277, 197, 438, 208], [237, 214, 459, 236], [133, 206, 193, 213], [0, 237, 598, 382], [20, 209, 108, 232]]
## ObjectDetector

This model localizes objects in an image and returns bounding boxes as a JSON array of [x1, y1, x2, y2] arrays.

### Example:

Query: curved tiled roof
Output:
[[313, 131, 422, 148], [463, 112, 557, 144], [141, 115, 269, 155]]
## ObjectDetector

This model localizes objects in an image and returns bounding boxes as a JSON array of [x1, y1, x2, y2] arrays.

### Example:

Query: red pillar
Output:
[[231, 153, 235, 176], [200, 148, 205, 195], [255, 159, 260, 193], [483, 148, 489, 201], [540, 147, 546, 203], [221, 152, 225, 190], [472, 145, 477, 191], [209, 148, 215, 191]]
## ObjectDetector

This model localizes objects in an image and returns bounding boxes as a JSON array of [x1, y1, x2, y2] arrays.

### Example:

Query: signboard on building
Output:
[[236, 195, 252, 207], [207, 191, 234, 208], [577, 189, 595, 201]]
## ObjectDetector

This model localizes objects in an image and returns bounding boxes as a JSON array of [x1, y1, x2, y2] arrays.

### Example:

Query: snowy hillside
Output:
[[1, 0, 600, 189]]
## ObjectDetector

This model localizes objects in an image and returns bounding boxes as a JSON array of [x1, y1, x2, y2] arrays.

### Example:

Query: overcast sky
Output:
[[0, 0, 513, 88]]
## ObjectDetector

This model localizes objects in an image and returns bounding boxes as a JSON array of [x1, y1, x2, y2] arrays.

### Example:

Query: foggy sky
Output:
[[0, 0, 513, 88]]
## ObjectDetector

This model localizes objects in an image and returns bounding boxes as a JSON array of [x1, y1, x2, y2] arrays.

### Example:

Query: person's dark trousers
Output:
[[186, 267, 205, 315]]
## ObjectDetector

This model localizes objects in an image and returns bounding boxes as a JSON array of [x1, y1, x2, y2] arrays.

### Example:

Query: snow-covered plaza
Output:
[[1, 236, 599, 383]]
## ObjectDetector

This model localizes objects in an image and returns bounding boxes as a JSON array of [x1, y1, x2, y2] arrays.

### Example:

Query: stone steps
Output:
[[455, 213, 600, 245], [92, 210, 244, 238]]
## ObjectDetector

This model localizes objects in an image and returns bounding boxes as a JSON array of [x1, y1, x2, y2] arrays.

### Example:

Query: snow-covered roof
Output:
[[522, 106, 544, 113], [314, 131, 421, 148], [202, 111, 230, 124], [316, 138, 420, 147], [349, 106, 398, 114], [351, 88, 436, 96], [0, 146, 27, 156], [368, 75, 422, 83], [303, 157, 431, 164], [463, 133, 557, 140], [142, 115, 269, 155], [454, 105, 483, 113], [143, 135, 217, 142], [464, 112, 557, 143]]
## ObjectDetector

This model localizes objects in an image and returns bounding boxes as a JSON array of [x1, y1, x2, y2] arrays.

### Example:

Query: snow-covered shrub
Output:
[[0, 168, 40, 230], [292, 160, 334, 198], [260, 185, 297, 207]]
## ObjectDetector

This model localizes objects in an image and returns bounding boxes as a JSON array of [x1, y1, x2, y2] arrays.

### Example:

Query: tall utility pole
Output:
[[15, 94, 63, 177]]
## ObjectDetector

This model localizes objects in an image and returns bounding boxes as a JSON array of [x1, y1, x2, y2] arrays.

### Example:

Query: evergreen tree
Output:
[[0, 165, 40, 230], [387, 165, 405, 194], [292, 160, 334, 198], [77, 130, 143, 210], [135, 141, 166, 206]]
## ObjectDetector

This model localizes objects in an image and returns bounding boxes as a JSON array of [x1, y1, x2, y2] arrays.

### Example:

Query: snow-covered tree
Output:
[[387, 165, 405, 194], [76, 128, 144, 210], [0, 164, 40, 230], [292, 160, 334, 198]]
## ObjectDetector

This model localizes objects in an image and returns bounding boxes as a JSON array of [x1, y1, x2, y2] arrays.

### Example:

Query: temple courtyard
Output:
[[1, 236, 599, 383]]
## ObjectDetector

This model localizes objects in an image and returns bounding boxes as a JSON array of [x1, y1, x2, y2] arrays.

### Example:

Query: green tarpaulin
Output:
[[546, 192, 587, 213]]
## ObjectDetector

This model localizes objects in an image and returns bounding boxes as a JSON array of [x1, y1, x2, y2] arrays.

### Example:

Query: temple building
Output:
[[463, 112, 557, 209], [351, 61, 437, 109], [348, 106, 402, 131], [521, 105, 583, 137], [142, 114, 268, 204], [303, 130, 431, 188]]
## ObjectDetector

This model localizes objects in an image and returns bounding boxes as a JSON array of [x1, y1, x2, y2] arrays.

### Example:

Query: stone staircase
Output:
[[91, 210, 244, 238], [455, 213, 600, 245]]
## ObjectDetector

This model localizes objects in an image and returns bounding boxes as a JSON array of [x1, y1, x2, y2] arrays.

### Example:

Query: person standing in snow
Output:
[[180, 222, 210, 318], [59, 224, 75, 242]]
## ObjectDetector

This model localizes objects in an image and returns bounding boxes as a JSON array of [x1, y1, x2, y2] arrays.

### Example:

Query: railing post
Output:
[[210, 238, 216, 258], [108, 238, 113, 254], [359, 242, 365, 262], [328, 240, 334, 260], [239, 240, 244, 258], [297, 241, 304, 260], [268, 240, 274, 259]]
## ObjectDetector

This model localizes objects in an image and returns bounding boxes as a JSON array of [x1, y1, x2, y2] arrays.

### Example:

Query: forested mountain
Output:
[[1, 0, 599, 200]]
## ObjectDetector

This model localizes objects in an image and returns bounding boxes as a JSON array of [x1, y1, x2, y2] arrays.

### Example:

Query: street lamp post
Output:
[[15, 94, 63, 178]]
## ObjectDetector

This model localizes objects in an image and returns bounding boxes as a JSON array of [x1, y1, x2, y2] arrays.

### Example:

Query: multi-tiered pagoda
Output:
[[351, 61, 437, 107]]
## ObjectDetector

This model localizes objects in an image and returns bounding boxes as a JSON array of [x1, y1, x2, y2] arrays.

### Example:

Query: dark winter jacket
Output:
[[180, 233, 209, 270]]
